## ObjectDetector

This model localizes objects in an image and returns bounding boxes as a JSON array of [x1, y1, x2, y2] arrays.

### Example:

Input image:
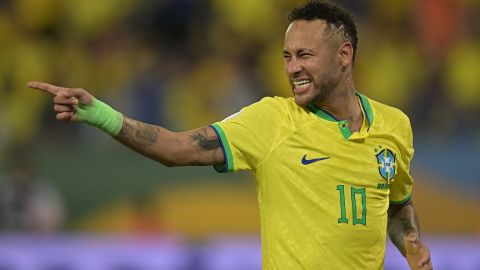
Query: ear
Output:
[[338, 42, 353, 67]]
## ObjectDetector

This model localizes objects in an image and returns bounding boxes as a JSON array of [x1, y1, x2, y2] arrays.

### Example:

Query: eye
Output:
[[300, 53, 312, 58], [283, 54, 292, 62]]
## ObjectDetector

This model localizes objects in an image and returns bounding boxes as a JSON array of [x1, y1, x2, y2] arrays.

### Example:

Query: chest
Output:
[[263, 126, 403, 191]]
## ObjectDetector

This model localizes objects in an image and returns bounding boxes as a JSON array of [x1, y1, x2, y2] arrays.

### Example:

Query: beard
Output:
[[312, 73, 339, 104], [294, 72, 340, 107]]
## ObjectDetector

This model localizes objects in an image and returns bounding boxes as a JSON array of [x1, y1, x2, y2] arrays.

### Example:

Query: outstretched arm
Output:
[[116, 117, 224, 166], [28, 81, 225, 167], [388, 201, 433, 270]]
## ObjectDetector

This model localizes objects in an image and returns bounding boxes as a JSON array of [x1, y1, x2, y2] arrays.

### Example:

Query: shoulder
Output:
[[367, 96, 412, 128], [243, 96, 297, 116], [220, 96, 311, 129], [220, 96, 293, 124], [257, 96, 309, 124], [256, 96, 293, 108]]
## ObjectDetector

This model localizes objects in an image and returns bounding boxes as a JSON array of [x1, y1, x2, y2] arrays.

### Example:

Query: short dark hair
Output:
[[288, 1, 358, 64]]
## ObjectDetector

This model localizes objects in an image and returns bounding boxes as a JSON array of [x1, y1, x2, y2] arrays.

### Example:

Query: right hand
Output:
[[27, 81, 94, 122], [405, 233, 433, 270]]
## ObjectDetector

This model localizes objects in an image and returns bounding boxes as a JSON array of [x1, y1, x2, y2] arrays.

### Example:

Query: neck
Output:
[[315, 81, 361, 123]]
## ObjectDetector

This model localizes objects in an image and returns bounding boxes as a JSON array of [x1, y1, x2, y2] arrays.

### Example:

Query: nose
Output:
[[285, 57, 303, 76]]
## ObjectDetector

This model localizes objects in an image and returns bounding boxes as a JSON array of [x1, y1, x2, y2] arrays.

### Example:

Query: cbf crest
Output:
[[376, 149, 396, 183]]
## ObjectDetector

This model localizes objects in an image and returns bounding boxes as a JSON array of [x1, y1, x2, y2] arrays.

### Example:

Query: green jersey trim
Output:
[[307, 104, 338, 122], [307, 92, 375, 139], [210, 123, 234, 173], [306, 92, 374, 127], [390, 192, 412, 205], [338, 120, 352, 139], [356, 92, 374, 127]]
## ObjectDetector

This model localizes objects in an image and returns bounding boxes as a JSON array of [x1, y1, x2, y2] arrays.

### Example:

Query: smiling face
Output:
[[283, 19, 347, 107]]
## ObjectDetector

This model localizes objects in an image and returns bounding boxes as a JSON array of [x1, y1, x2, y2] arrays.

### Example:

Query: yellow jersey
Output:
[[210, 93, 414, 270]]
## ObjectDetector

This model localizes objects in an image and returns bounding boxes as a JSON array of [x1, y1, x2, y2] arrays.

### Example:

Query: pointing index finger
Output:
[[27, 81, 66, 96]]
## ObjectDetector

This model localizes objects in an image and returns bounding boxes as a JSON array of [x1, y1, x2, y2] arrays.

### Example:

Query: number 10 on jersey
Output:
[[336, 185, 367, 226]]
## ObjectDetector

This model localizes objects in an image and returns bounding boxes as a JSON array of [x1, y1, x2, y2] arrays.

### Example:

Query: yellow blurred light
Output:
[[444, 40, 480, 108]]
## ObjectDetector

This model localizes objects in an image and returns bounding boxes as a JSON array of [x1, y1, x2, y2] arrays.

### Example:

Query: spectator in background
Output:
[[0, 150, 65, 233]]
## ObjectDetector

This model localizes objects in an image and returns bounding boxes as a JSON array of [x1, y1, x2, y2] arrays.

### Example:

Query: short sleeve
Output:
[[210, 97, 286, 173], [389, 115, 414, 205]]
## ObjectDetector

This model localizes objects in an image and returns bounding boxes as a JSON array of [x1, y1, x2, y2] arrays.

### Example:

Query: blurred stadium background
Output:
[[0, 0, 479, 269]]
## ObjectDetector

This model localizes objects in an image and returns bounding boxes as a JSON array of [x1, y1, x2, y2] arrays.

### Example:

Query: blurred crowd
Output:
[[0, 0, 480, 233], [1, 0, 479, 150], [0, 147, 64, 233]]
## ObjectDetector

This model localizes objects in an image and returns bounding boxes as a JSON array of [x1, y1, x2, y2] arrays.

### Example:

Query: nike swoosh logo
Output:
[[301, 154, 330, 165]]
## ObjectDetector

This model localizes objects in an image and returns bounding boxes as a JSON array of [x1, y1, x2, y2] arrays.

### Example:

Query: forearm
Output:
[[115, 117, 224, 166], [387, 202, 421, 256], [114, 117, 171, 164]]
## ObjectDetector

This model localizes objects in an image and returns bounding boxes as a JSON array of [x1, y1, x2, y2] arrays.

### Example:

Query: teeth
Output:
[[293, 79, 311, 86]]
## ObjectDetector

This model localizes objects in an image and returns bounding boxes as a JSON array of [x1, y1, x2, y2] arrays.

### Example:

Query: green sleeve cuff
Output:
[[210, 123, 234, 173], [390, 192, 412, 205]]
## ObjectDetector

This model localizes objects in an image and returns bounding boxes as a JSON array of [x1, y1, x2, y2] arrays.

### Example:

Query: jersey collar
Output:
[[356, 92, 374, 129], [307, 92, 374, 139]]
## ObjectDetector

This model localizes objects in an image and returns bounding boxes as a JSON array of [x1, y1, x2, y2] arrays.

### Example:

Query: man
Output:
[[28, 1, 432, 269]]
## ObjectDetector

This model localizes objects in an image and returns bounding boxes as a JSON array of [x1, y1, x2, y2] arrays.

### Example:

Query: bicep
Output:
[[176, 126, 225, 166]]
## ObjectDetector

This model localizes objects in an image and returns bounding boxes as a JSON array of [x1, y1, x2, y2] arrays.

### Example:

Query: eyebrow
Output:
[[282, 48, 315, 55]]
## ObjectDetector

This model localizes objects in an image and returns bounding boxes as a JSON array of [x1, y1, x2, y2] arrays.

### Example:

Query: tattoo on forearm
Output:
[[117, 118, 159, 148], [190, 128, 220, 150], [388, 202, 420, 256]]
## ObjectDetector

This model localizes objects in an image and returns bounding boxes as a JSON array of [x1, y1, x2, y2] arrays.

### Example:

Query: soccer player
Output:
[[28, 1, 432, 269]]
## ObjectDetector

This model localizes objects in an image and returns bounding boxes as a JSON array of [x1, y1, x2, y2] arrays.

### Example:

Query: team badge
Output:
[[376, 149, 396, 182]]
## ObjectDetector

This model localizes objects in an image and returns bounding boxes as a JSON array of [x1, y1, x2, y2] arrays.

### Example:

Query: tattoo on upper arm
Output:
[[185, 127, 223, 166], [190, 127, 220, 150], [117, 118, 159, 148]]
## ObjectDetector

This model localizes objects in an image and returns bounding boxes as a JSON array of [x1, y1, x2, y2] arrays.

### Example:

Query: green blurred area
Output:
[[1, 0, 479, 235], [32, 134, 227, 220]]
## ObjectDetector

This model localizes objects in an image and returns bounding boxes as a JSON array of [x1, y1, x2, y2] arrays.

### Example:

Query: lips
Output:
[[292, 79, 312, 94]]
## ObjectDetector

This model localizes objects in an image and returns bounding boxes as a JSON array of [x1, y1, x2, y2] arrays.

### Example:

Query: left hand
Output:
[[405, 233, 433, 270]]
